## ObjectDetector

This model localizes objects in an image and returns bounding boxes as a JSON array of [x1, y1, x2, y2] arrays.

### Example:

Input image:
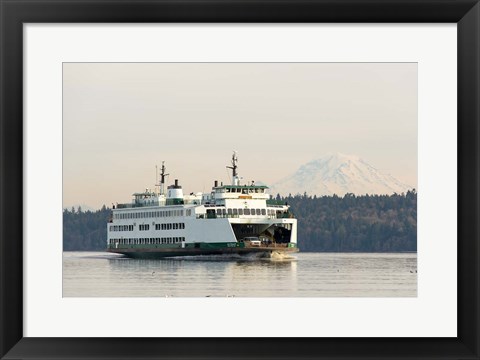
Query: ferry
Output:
[[106, 153, 298, 258]]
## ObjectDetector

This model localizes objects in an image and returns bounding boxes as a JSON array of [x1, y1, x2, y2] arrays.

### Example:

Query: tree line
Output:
[[63, 190, 416, 252], [281, 190, 417, 252]]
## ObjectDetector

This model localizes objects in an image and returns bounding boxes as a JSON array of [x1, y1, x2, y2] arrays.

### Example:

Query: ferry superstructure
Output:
[[106, 153, 298, 258]]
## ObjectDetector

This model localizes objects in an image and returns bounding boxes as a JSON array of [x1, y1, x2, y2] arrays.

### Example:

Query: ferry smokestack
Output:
[[167, 179, 183, 205], [214, 180, 218, 187]]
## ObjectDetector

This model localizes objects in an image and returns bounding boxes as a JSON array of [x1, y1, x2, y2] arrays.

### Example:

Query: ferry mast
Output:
[[227, 151, 239, 185], [157, 161, 169, 195]]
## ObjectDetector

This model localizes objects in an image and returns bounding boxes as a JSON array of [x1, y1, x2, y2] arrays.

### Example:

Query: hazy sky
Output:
[[63, 63, 417, 209]]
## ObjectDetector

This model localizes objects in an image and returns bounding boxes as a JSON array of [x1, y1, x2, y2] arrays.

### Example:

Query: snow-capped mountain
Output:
[[270, 153, 414, 197]]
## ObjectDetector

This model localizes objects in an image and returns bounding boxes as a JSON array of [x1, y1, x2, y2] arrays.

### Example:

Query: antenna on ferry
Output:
[[226, 151, 239, 186], [159, 161, 169, 195], [155, 165, 159, 195]]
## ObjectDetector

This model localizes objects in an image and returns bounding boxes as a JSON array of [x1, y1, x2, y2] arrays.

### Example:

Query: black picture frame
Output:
[[1, 1, 479, 359]]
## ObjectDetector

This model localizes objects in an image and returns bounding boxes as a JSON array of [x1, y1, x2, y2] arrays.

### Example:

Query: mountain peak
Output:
[[270, 154, 413, 197]]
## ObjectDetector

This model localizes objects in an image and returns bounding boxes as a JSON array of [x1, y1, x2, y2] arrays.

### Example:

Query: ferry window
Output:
[[168, 223, 172, 230], [242, 188, 247, 194], [261, 209, 266, 215], [244, 209, 250, 215], [233, 209, 238, 215], [227, 208, 232, 215], [109, 226, 113, 231], [238, 209, 243, 215], [256, 209, 261, 215], [222, 209, 226, 215], [216, 209, 222, 215], [226, 188, 230, 193]]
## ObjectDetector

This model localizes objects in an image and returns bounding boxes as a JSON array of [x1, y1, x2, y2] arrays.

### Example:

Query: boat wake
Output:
[[270, 251, 297, 261]]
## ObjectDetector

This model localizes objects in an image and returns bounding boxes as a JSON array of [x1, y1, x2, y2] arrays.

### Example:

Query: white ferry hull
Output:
[[107, 214, 297, 259]]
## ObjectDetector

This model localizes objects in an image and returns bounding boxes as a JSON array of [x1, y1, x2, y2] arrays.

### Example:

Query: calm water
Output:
[[63, 252, 417, 297]]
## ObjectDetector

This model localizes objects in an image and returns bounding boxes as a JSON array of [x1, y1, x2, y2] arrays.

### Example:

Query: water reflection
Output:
[[63, 252, 416, 297]]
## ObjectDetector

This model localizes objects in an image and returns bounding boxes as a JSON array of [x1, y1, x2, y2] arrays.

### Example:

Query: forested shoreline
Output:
[[63, 191, 417, 252]]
